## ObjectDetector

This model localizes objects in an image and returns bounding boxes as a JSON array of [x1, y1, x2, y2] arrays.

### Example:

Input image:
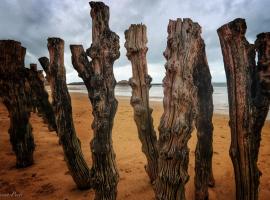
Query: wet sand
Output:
[[0, 92, 269, 199]]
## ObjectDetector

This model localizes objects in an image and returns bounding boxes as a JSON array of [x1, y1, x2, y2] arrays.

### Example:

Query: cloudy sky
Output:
[[0, 0, 269, 83]]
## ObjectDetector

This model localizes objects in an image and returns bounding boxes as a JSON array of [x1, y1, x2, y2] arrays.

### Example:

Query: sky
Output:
[[0, 0, 269, 83]]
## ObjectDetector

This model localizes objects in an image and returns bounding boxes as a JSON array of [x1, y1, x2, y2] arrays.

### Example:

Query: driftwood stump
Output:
[[39, 38, 91, 189], [0, 40, 35, 168], [70, 2, 120, 199], [124, 24, 159, 183], [218, 18, 270, 200], [26, 63, 56, 131], [154, 18, 214, 200]]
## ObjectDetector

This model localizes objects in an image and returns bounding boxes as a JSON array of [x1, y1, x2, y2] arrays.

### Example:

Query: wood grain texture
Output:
[[193, 25, 215, 200], [218, 18, 270, 200], [124, 24, 159, 184], [70, 2, 120, 199], [154, 18, 214, 200], [39, 38, 91, 190], [0, 40, 35, 168]]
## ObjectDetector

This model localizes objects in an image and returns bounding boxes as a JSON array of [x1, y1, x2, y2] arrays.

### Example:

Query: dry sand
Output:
[[0, 92, 269, 200]]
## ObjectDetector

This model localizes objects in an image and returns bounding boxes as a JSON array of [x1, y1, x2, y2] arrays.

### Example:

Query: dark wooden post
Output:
[[26, 63, 56, 131], [70, 2, 120, 199], [155, 18, 211, 200], [39, 38, 91, 190], [255, 33, 270, 96], [124, 24, 159, 183], [217, 18, 270, 200], [0, 40, 35, 168], [193, 29, 215, 199]]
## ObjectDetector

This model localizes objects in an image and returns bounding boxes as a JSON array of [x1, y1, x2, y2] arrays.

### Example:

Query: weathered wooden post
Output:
[[26, 63, 56, 131], [193, 29, 215, 199], [29, 64, 38, 113], [70, 2, 120, 199], [154, 18, 198, 200], [124, 24, 159, 183], [154, 18, 214, 200], [39, 38, 91, 189], [217, 18, 270, 200], [255, 33, 270, 97], [0, 40, 35, 168]]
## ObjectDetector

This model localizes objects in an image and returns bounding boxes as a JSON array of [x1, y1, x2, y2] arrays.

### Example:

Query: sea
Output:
[[67, 83, 270, 119]]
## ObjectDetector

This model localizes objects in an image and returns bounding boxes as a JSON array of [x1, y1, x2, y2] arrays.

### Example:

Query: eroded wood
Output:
[[193, 30, 215, 200], [155, 18, 208, 200], [26, 63, 56, 132], [0, 40, 35, 168], [70, 2, 120, 199], [124, 24, 159, 183], [218, 19, 270, 200], [39, 38, 91, 189]]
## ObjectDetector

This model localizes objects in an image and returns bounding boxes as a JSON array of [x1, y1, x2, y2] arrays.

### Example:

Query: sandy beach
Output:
[[0, 92, 269, 200]]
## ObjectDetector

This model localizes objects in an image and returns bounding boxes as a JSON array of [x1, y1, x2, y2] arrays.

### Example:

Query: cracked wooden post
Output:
[[154, 18, 198, 200], [26, 63, 57, 131], [39, 38, 91, 190], [217, 18, 270, 200], [193, 29, 215, 199], [70, 2, 120, 199], [0, 40, 35, 168], [124, 24, 159, 184]]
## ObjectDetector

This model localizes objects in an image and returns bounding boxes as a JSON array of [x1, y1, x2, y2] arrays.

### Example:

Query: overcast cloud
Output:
[[0, 0, 269, 83]]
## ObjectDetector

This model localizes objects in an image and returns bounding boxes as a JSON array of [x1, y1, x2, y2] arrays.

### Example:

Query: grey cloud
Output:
[[0, 0, 269, 83]]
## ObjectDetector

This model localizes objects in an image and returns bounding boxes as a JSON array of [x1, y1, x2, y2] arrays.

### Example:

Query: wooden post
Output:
[[26, 63, 56, 131], [193, 30, 215, 199], [217, 18, 270, 200], [255, 33, 270, 96], [39, 38, 91, 190], [70, 2, 120, 199], [155, 18, 213, 200], [124, 24, 159, 183], [0, 40, 35, 168]]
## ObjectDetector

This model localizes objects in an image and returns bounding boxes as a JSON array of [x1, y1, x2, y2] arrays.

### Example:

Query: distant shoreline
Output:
[[67, 81, 227, 87], [67, 81, 163, 86], [45, 85, 270, 120]]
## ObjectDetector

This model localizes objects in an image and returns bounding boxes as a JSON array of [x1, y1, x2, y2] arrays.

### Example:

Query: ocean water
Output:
[[67, 83, 269, 119], [67, 84, 228, 114]]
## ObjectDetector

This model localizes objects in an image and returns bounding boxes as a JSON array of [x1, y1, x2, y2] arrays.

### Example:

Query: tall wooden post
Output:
[[155, 18, 214, 200], [193, 31, 215, 199], [0, 40, 35, 168], [39, 38, 91, 190], [124, 24, 159, 183], [217, 18, 270, 200], [70, 2, 120, 199]]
